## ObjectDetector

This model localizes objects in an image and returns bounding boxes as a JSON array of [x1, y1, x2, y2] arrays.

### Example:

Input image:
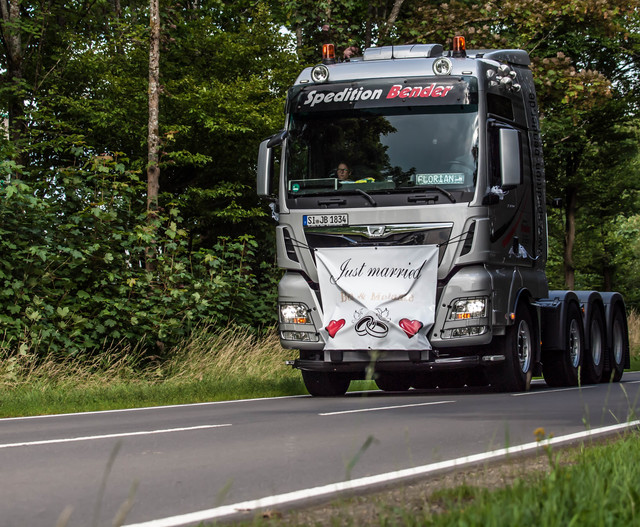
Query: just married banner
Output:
[[316, 246, 438, 350]]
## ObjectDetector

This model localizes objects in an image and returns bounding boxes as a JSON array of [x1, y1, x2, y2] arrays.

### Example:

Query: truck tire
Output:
[[302, 371, 350, 396], [581, 305, 605, 384], [375, 373, 411, 392], [492, 302, 534, 392], [543, 303, 584, 387], [604, 307, 627, 383]]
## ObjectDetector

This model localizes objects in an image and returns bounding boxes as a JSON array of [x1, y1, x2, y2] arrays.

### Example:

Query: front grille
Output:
[[304, 223, 452, 265]]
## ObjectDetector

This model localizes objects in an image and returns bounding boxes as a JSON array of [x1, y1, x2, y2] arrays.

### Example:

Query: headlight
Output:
[[279, 303, 311, 324], [449, 297, 488, 320]]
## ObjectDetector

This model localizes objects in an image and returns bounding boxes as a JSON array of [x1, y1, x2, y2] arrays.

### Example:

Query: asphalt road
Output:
[[2, 372, 640, 527]]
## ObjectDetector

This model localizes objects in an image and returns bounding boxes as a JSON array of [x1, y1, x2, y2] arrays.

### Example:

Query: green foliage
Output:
[[0, 1, 297, 360], [0, 156, 279, 358], [412, 435, 640, 527], [2, 0, 640, 361]]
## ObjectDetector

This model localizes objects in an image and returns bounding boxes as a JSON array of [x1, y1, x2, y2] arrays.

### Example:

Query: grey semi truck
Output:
[[257, 37, 630, 396]]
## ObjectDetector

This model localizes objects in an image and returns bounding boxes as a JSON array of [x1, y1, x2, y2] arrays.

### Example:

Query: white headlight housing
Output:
[[279, 303, 312, 324], [449, 297, 488, 320]]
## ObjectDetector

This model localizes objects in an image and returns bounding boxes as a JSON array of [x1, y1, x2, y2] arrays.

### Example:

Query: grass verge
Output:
[[0, 327, 307, 418], [1, 310, 639, 418], [240, 432, 640, 526]]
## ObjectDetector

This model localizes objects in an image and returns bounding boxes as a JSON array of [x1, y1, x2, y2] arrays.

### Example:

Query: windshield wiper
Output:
[[429, 186, 456, 203], [396, 185, 456, 203], [333, 188, 378, 207]]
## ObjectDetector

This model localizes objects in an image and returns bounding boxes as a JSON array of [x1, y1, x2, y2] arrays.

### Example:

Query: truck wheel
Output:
[[605, 307, 627, 383], [375, 373, 411, 392], [543, 303, 584, 387], [492, 303, 534, 392], [302, 371, 350, 396], [581, 306, 605, 384]]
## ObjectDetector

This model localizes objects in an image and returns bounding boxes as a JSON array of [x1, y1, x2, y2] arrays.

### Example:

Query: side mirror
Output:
[[257, 139, 272, 197], [267, 129, 287, 148], [257, 130, 287, 197], [499, 128, 522, 190]]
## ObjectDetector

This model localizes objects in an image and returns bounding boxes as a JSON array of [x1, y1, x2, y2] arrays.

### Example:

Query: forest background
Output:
[[1, 0, 640, 361]]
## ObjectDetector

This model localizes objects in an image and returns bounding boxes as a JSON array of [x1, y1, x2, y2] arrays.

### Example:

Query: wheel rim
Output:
[[613, 319, 624, 365], [590, 320, 603, 366], [569, 319, 581, 368], [517, 319, 532, 373]]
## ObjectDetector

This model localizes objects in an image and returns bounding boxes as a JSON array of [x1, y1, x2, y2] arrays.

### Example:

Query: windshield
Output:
[[286, 80, 479, 202]]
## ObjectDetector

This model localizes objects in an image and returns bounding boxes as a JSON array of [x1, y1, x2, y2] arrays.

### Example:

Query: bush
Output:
[[0, 157, 277, 359]]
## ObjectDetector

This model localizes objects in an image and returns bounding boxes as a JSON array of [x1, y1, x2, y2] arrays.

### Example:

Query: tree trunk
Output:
[[146, 0, 161, 271], [603, 264, 612, 291], [147, 0, 160, 214], [111, 0, 121, 17], [0, 0, 27, 168], [602, 227, 613, 291], [364, 2, 373, 49], [293, 8, 302, 52], [378, 0, 405, 42], [564, 185, 577, 289]]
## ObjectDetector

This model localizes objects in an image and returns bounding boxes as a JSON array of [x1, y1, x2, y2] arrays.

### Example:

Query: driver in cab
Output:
[[336, 162, 352, 182]]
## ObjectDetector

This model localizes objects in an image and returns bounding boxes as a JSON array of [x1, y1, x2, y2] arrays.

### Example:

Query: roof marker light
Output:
[[322, 44, 336, 65], [452, 36, 466, 58]]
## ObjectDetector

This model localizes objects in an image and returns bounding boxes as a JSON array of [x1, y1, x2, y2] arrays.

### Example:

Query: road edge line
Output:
[[124, 419, 640, 527]]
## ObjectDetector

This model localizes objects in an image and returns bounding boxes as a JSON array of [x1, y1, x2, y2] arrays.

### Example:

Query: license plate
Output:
[[303, 214, 348, 227]]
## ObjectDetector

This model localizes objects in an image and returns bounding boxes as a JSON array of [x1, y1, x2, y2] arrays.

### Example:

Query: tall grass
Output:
[[2, 312, 639, 418], [628, 310, 640, 370], [0, 326, 305, 418]]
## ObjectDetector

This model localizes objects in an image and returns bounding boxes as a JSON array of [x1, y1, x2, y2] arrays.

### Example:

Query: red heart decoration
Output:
[[399, 318, 423, 338], [326, 319, 346, 338]]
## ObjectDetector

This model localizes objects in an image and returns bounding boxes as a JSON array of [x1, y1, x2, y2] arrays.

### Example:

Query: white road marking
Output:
[[319, 400, 455, 416], [0, 424, 231, 449], [3, 373, 638, 422], [123, 419, 640, 527], [512, 385, 596, 396], [0, 395, 306, 422]]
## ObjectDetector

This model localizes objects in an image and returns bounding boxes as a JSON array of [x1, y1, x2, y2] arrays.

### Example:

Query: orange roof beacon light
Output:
[[322, 43, 336, 65], [452, 35, 466, 58]]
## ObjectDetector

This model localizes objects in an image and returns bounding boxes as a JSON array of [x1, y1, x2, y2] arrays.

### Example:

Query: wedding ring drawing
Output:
[[355, 315, 389, 338]]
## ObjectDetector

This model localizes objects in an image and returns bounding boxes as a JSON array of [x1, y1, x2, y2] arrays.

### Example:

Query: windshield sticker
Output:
[[416, 173, 466, 185]]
